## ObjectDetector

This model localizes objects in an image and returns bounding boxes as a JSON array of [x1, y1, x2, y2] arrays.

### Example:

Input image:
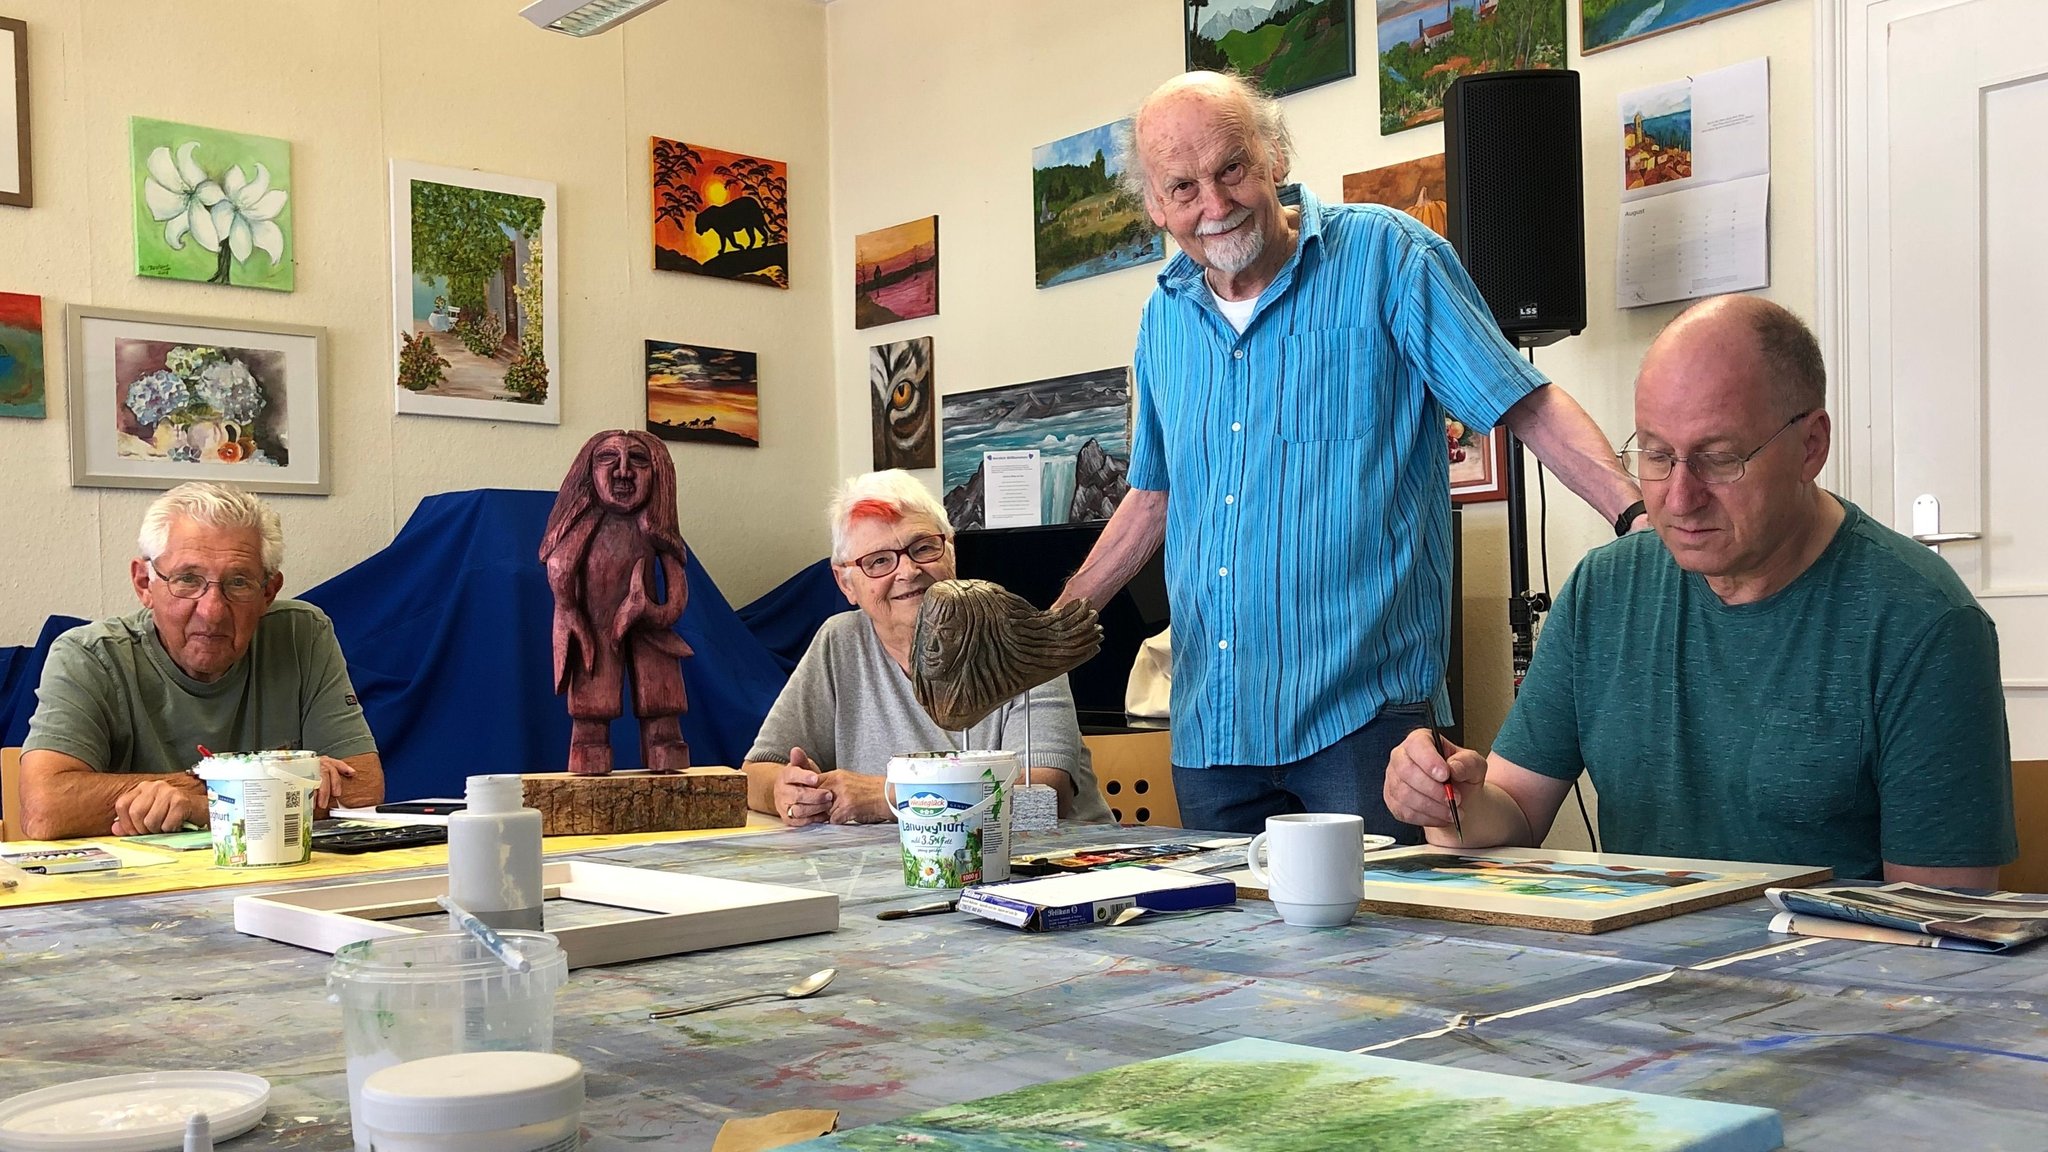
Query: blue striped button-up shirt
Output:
[[1128, 183, 1546, 768]]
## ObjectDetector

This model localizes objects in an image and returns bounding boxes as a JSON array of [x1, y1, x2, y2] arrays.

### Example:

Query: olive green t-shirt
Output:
[[23, 599, 378, 775], [1494, 499, 2016, 881]]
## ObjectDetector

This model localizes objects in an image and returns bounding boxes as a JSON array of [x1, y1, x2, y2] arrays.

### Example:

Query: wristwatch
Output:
[[1614, 499, 1647, 537]]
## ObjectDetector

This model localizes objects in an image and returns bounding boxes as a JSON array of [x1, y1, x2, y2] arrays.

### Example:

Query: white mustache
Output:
[[1197, 208, 1251, 236]]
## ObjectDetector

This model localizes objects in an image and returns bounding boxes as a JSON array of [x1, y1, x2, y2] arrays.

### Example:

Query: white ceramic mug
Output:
[[1245, 813, 1366, 927]]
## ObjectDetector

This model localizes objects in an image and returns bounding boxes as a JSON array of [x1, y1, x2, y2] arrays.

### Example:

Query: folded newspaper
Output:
[[1766, 882, 2048, 953]]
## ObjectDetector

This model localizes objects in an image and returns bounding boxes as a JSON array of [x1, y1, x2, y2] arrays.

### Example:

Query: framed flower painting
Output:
[[66, 305, 327, 494], [1448, 416, 1510, 504]]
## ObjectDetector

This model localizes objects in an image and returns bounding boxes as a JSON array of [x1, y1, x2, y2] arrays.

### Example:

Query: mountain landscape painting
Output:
[[941, 367, 1131, 531], [1186, 0, 1355, 97]]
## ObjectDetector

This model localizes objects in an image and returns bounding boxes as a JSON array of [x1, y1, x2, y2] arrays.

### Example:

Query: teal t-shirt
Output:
[[23, 599, 378, 775], [1494, 499, 2015, 881]]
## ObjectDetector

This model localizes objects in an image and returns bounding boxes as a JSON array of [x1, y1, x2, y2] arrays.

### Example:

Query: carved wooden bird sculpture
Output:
[[911, 579, 1102, 731]]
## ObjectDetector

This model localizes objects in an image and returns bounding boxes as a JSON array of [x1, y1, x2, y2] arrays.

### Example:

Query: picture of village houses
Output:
[[1375, 0, 1566, 136], [1622, 81, 1694, 191]]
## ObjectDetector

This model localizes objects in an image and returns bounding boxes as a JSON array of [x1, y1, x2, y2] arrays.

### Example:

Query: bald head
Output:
[[1649, 295, 1827, 422], [1120, 71, 1292, 202]]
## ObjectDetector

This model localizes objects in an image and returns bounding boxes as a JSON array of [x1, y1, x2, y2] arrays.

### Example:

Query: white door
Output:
[[1827, 0, 2048, 759]]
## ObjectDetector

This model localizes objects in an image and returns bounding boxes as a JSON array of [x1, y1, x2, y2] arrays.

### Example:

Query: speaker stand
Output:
[[1503, 429, 1551, 692]]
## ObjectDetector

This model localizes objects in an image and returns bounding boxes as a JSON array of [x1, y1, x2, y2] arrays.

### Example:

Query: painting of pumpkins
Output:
[[1342, 153, 1448, 239]]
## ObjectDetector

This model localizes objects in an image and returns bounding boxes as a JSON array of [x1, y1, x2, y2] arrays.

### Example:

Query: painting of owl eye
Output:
[[870, 335, 935, 470]]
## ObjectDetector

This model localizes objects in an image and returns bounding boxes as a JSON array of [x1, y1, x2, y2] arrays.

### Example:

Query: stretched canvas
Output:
[[389, 161, 559, 424], [941, 367, 1131, 531], [1235, 846, 1829, 933], [1342, 152, 1447, 236], [652, 137, 788, 289], [0, 290, 43, 417], [1583, 0, 1782, 54], [131, 117, 292, 290], [854, 215, 938, 329], [1185, 0, 1355, 98], [870, 335, 934, 470], [1377, 0, 1566, 135], [1032, 121, 1163, 288], [787, 1036, 1783, 1151], [646, 339, 758, 447]]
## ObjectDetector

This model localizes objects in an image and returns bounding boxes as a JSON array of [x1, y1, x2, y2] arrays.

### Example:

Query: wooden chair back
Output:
[[1082, 731, 1180, 828], [2002, 759, 2048, 893], [1, 747, 24, 842]]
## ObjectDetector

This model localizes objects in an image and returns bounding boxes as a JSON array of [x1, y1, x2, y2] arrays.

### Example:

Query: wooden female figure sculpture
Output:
[[540, 429, 693, 775]]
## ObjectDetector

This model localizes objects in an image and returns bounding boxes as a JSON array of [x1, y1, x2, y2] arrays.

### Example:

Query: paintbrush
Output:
[[1431, 729, 1463, 841], [436, 894, 532, 973]]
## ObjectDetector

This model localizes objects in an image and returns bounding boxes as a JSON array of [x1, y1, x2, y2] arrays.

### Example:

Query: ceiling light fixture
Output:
[[518, 0, 672, 37]]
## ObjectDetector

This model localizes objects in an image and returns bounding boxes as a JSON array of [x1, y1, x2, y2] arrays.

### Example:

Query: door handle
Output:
[[1910, 531, 1980, 545], [1910, 495, 1978, 552]]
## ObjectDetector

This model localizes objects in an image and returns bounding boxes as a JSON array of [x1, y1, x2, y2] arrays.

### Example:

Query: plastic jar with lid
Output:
[[358, 1051, 582, 1152]]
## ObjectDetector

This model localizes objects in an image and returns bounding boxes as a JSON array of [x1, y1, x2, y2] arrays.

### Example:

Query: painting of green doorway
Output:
[[388, 160, 559, 425], [131, 117, 293, 291]]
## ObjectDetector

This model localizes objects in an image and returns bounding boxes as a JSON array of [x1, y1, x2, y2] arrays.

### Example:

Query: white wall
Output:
[[0, 0, 836, 642], [823, 0, 1816, 816]]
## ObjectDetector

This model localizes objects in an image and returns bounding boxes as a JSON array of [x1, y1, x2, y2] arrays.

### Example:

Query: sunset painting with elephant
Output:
[[651, 136, 789, 289]]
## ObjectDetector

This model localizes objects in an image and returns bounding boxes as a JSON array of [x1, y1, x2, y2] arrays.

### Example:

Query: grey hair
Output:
[[827, 469, 953, 563], [138, 482, 284, 575], [1669, 295, 1828, 418], [1116, 70, 1294, 202]]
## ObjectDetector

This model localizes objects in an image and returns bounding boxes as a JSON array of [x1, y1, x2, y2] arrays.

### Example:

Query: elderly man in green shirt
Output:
[[1385, 295, 2016, 885], [19, 482, 382, 840]]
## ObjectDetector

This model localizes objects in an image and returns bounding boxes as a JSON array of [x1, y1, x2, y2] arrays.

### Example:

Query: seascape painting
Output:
[[131, 117, 293, 291], [652, 137, 789, 289], [1376, 0, 1566, 135], [114, 339, 288, 468], [1185, 0, 1356, 98], [941, 367, 1131, 531], [646, 339, 759, 448], [854, 215, 938, 329], [1032, 121, 1163, 289], [1623, 80, 1694, 190], [0, 291, 44, 418], [790, 1037, 1783, 1151], [870, 335, 935, 470], [1583, 0, 1781, 54]]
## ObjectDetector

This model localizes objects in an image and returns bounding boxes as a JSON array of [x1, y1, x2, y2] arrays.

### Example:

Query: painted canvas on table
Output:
[[854, 215, 938, 329], [1584, 0, 1780, 54], [870, 335, 934, 470], [787, 1037, 1783, 1151], [389, 161, 559, 424], [651, 137, 788, 289], [1343, 152, 1447, 235], [941, 367, 1131, 531], [0, 291, 43, 417], [646, 339, 759, 447], [1032, 121, 1163, 289], [1376, 0, 1566, 135], [1184, 0, 1356, 98], [1623, 79, 1694, 190], [131, 117, 293, 291]]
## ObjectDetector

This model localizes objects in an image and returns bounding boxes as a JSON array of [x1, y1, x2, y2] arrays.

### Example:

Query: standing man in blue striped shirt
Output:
[[1057, 71, 1645, 838]]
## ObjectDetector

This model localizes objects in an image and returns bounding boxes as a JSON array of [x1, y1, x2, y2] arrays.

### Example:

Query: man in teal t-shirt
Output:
[[1384, 296, 2015, 884]]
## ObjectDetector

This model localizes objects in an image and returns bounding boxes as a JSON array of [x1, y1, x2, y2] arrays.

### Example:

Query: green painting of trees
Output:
[[1185, 1, 1353, 98], [1032, 147, 1158, 287], [409, 180, 545, 318], [1378, 0, 1566, 135]]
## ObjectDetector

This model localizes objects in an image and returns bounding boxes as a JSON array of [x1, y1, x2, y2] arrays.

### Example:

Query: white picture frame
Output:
[[233, 859, 839, 968], [388, 159, 560, 424], [66, 305, 328, 495]]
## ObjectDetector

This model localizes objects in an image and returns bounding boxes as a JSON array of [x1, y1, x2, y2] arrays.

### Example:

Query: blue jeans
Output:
[[1173, 702, 1433, 840]]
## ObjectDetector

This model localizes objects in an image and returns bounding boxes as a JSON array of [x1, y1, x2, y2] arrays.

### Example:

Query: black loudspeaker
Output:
[[1443, 70, 1586, 348]]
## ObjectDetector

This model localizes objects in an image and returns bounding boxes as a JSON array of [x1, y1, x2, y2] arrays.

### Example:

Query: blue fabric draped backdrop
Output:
[[0, 614, 90, 749], [735, 558, 853, 673]]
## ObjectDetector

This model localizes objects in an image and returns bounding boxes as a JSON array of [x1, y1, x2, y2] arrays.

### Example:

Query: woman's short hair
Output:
[[138, 482, 284, 574], [826, 470, 953, 563]]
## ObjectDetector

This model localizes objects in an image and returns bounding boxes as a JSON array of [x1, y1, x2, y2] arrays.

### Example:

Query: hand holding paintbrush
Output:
[[1383, 727, 1486, 841]]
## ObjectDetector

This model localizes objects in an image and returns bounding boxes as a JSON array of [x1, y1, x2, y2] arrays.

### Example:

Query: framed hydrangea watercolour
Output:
[[66, 305, 327, 494]]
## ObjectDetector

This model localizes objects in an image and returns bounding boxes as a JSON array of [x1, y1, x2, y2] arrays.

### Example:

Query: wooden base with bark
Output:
[[521, 767, 747, 837]]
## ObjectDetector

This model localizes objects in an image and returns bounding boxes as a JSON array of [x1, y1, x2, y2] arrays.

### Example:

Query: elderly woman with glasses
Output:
[[743, 470, 1112, 827]]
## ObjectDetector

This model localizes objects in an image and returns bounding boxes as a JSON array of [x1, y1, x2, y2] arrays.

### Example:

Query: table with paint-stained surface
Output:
[[3, 824, 2043, 1151]]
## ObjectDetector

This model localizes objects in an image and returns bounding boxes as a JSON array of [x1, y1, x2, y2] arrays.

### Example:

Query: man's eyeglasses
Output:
[[1618, 410, 1813, 485], [840, 533, 948, 580], [149, 562, 268, 603]]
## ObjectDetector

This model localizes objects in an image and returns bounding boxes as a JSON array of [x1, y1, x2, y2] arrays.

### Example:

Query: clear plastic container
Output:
[[328, 932, 568, 1152], [360, 1052, 582, 1152]]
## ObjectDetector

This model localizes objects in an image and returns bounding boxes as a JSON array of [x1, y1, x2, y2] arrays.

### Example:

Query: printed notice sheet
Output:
[[982, 450, 1044, 529], [1617, 57, 1771, 308]]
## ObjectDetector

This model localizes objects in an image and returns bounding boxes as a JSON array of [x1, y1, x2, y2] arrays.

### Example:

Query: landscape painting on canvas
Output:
[[941, 367, 1131, 531], [854, 216, 938, 329], [1342, 152, 1447, 236], [652, 137, 789, 289], [131, 117, 293, 291], [0, 291, 44, 418], [646, 339, 759, 448], [788, 1036, 1784, 1151], [1376, 0, 1566, 135], [1032, 121, 1163, 288], [1185, 0, 1355, 98], [1583, 0, 1781, 54]]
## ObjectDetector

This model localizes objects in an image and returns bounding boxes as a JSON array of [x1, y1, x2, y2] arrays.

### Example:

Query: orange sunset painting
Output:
[[854, 215, 938, 329], [651, 136, 789, 289], [646, 339, 758, 448]]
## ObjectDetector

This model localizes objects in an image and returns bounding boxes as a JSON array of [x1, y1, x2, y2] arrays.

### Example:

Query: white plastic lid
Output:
[[192, 751, 319, 784], [360, 1052, 582, 1135], [462, 774, 526, 814], [0, 1070, 270, 1152]]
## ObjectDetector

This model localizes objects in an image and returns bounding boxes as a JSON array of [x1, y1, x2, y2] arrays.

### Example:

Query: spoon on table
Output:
[[649, 968, 837, 1020]]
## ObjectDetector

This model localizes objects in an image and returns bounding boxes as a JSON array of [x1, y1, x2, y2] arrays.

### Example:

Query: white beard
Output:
[[1199, 209, 1265, 276]]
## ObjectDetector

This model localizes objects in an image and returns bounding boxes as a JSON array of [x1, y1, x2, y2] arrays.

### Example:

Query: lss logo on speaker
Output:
[[1516, 302, 1540, 319]]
